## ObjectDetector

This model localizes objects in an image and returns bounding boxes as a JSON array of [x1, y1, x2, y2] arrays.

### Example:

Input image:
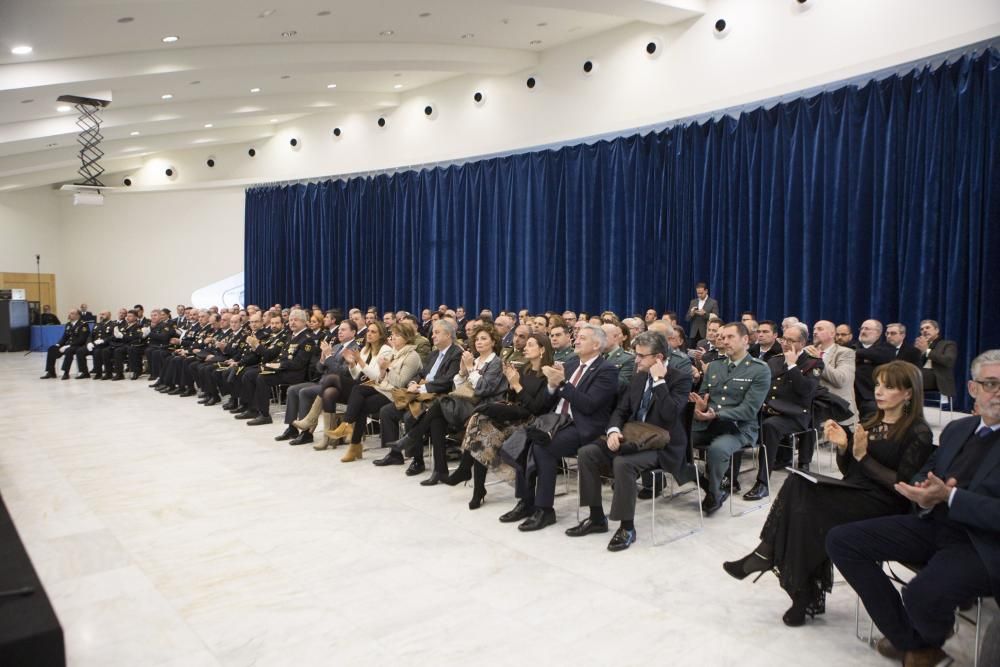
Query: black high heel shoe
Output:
[[782, 590, 818, 627], [722, 551, 773, 582], [444, 453, 473, 486], [468, 487, 486, 510]]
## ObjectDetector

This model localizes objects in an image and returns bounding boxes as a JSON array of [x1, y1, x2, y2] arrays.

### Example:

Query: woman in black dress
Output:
[[444, 333, 555, 509], [723, 360, 934, 626]]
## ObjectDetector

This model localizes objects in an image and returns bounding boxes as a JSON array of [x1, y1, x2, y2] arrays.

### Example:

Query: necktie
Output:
[[977, 426, 995, 439], [559, 363, 587, 414], [636, 377, 654, 422], [426, 348, 446, 381]]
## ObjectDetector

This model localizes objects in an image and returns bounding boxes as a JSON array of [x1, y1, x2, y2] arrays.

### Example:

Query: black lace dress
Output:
[[760, 419, 934, 603]]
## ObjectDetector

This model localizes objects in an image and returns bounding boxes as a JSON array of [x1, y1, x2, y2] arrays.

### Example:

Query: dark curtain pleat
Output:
[[245, 49, 1000, 409]]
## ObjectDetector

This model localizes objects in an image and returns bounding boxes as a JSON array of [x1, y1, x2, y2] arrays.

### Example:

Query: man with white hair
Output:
[[245, 309, 315, 426], [854, 319, 896, 420], [501, 324, 619, 532], [601, 322, 635, 388]]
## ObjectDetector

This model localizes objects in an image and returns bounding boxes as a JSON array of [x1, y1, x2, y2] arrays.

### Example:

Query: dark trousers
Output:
[[253, 370, 306, 415], [111, 346, 132, 376], [394, 401, 450, 474], [577, 443, 659, 523], [757, 414, 807, 485], [922, 368, 939, 392], [45, 345, 80, 373], [342, 385, 390, 445], [827, 514, 991, 651], [283, 381, 322, 424], [127, 345, 147, 376], [516, 424, 586, 510], [146, 346, 171, 378], [239, 367, 262, 407], [77, 346, 106, 374]]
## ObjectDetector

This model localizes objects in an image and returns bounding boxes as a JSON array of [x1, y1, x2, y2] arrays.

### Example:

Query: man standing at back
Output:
[[685, 282, 719, 343]]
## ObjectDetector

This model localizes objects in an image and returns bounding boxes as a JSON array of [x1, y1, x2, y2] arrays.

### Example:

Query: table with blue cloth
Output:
[[30, 325, 67, 352]]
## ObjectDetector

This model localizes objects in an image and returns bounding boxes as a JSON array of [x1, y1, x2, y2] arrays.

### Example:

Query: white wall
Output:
[[0, 186, 63, 304], [121, 0, 1000, 189], [55, 188, 244, 315]]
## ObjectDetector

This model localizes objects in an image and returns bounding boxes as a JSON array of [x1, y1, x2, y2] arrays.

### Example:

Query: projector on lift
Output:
[[56, 91, 119, 205]]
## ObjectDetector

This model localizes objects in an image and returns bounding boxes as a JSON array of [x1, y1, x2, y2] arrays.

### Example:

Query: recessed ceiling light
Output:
[[46, 143, 58, 148], [379, 30, 395, 37], [20, 99, 34, 104], [281, 75, 291, 79], [161, 35, 179, 43], [161, 93, 173, 99], [117, 17, 134, 24], [258, 9, 276, 18], [326, 83, 337, 89], [250, 87, 261, 93], [280, 31, 297, 38], [130, 131, 141, 136], [393, 84, 403, 89], [56, 105, 72, 112], [189, 80, 201, 85], [537, 22, 548, 27], [11, 45, 33, 55], [530, 40, 542, 45], [317, 10, 331, 16], [204, 123, 213, 128], [418, 12, 431, 18], [461, 33, 474, 39]]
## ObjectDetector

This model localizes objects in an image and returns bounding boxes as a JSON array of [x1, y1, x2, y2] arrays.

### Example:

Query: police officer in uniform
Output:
[[691, 321, 771, 514], [110, 310, 143, 380], [742, 325, 824, 501], [221, 314, 273, 412], [137, 309, 176, 380], [157, 311, 212, 392], [77, 310, 115, 379], [602, 323, 635, 389], [233, 314, 289, 419], [40, 309, 89, 379], [247, 309, 315, 426], [172, 314, 227, 397], [198, 314, 250, 407]]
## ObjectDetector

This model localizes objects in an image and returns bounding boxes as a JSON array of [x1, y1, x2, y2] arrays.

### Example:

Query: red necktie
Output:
[[559, 363, 587, 414]]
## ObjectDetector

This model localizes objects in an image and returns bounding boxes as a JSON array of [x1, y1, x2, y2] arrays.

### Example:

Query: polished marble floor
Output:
[[0, 353, 987, 666]]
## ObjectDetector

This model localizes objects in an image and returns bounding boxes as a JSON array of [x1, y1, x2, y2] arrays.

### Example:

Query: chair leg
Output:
[[974, 597, 982, 667], [730, 444, 770, 517]]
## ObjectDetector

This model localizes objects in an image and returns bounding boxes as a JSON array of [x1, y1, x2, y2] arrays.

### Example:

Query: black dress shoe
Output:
[[405, 459, 426, 476], [419, 471, 447, 486], [40, 372, 57, 379], [148, 381, 161, 388], [721, 474, 741, 493], [289, 431, 313, 446], [148, 375, 158, 382], [518, 508, 556, 532], [203, 396, 220, 407], [499, 500, 532, 523], [221, 400, 237, 411], [373, 451, 405, 466], [177, 389, 196, 398], [93, 373, 103, 380], [565, 517, 609, 537], [130, 372, 140, 380], [112, 375, 125, 381], [607, 526, 637, 552], [247, 415, 273, 426], [61, 372, 70, 380], [101, 374, 112, 380], [166, 387, 183, 395], [156, 385, 171, 392], [234, 410, 258, 420], [76, 372, 90, 379], [742, 482, 769, 501], [197, 396, 211, 404], [274, 426, 298, 441], [798, 463, 811, 473], [701, 490, 729, 515]]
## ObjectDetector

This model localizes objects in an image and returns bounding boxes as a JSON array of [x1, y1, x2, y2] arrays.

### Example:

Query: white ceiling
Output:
[[0, 0, 704, 190]]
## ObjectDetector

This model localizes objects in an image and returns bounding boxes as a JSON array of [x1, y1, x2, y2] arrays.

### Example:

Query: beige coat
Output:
[[374, 344, 422, 398], [818, 343, 858, 425]]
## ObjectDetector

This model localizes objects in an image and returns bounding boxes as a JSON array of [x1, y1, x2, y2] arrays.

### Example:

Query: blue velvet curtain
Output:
[[246, 49, 1000, 408]]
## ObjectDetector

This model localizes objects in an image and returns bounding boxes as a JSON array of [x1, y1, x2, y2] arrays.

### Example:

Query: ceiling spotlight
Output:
[[379, 30, 395, 37], [327, 83, 337, 89], [123, 178, 133, 186], [424, 105, 433, 116], [57, 105, 72, 112], [250, 87, 261, 93], [248, 148, 256, 157], [289, 138, 299, 147], [161, 93, 173, 99], [280, 30, 297, 38], [11, 45, 33, 55], [130, 131, 141, 136], [526, 76, 537, 89], [207, 158, 216, 167], [317, 10, 331, 16], [714, 19, 729, 36], [204, 123, 213, 128], [190, 80, 201, 85], [461, 33, 474, 39], [117, 17, 134, 23], [258, 9, 276, 18], [393, 84, 403, 89], [529, 40, 542, 46], [419, 12, 431, 18], [332, 127, 342, 137], [46, 143, 58, 148], [281, 74, 291, 79], [377, 117, 386, 128], [582, 60, 595, 74], [161, 35, 179, 43], [473, 91, 485, 105], [537, 22, 548, 27], [20, 99, 34, 104]]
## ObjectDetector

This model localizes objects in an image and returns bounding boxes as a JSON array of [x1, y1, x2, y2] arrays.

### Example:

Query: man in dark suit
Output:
[[373, 319, 464, 471], [684, 281, 719, 342], [38, 304, 60, 325], [500, 324, 619, 532], [40, 309, 89, 379], [749, 320, 783, 362], [827, 349, 1000, 667], [743, 325, 823, 500], [854, 319, 897, 420], [915, 319, 959, 399], [78, 303, 96, 322], [455, 306, 469, 341], [886, 322, 922, 366], [567, 331, 694, 551]]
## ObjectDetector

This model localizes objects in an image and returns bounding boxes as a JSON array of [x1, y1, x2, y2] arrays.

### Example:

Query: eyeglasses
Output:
[[972, 379, 1000, 394], [634, 351, 659, 360]]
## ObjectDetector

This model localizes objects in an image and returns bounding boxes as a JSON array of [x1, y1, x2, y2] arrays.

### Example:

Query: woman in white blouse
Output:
[[327, 321, 422, 462]]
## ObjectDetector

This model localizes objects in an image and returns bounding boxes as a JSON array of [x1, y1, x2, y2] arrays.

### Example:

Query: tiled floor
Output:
[[0, 353, 985, 666]]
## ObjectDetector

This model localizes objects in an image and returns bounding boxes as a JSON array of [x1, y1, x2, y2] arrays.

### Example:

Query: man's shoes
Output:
[[156, 385, 172, 393], [76, 372, 90, 379], [565, 517, 609, 537], [40, 372, 57, 379], [901, 647, 948, 667], [130, 372, 140, 380], [166, 387, 182, 395], [93, 373, 103, 380], [385, 435, 417, 456], [721, 473, 741, 493], [197, 396, 211, 404], [518, 508, 556, 532], [607, 526, 637, 552], [234, 410, 258, 420], [405, 459, 426, 476], [875, 638, 905, 661], [499, 500, 532, 524], [419, 471, 447, 486], [111, 374, 125, 381], [742, 482, 769, 501], [798, 462, 811, 473], [701, 490, 729, 515], [203, 396, 220, 407], [221, 400, 237, 411], [374, 451, 405, 467], [247, 415, 273, 426], [289, 431, 313, 446], [274, 426, 298, 442], [61, 372, 70, 380], [177, 388, 196, 398]]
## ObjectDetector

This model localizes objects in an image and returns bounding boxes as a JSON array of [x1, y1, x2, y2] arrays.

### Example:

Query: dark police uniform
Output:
[[143, 320, 178, 380], [220, 327, 272, 410], [75, 318, 116, 378], [111, 321, 143, 380], [604, 345, 635, 389], [234, 328, 289, 415], [42, 319, 89, 377], [248, 328, 315, 422]]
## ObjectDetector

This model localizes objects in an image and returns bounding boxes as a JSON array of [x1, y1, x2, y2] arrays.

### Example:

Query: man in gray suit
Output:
[[915, 319, 958, 399], [685, 281, 719, 342], [802, 320, 858, 469]]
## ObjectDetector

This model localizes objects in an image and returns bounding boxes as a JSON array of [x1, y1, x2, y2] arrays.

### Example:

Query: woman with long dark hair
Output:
[[722, 360, 934, 626]]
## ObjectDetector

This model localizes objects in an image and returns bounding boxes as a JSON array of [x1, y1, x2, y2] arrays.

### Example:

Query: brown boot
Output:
[[340, 443, 363, 463], [875, 638, 904, 661], [326, 419, 353, 441], [313, 412, 339, 450], [902, 647, 948, 667], [292, 397, 322, 431]]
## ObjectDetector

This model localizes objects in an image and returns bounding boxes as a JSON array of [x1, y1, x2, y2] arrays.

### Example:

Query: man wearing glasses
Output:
[[828, 349, 1000, 667]]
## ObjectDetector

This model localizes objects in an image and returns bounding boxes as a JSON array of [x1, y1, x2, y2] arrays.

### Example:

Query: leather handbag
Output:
[[620, 421, 671, 451]]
